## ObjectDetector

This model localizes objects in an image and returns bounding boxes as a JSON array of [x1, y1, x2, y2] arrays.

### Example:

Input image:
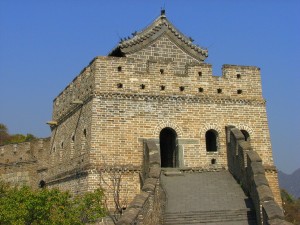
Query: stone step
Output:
[[163, 209, 256, 225], [163, 171, 184, 176], [162, 168, 184, 176]]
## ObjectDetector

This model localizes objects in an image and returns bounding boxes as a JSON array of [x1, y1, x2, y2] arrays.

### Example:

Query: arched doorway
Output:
[[241, 130, 250, 142], [160, 127, 178, 168], [205, 129, 218, 152]]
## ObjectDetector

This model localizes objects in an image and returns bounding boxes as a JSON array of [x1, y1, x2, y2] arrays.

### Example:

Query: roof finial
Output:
[[161, 8, 166, 16]]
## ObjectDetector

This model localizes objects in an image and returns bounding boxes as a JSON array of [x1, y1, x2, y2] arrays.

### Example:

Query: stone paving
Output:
[[161, 170, 257, 224]]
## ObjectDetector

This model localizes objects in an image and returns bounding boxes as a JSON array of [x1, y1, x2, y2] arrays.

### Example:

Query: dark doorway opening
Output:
[[206, 129, 218, 152], [241, 130, 250, 141], [160, 127, 178, 168]]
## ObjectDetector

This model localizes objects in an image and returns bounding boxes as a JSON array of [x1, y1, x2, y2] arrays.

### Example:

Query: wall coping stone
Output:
[[257, 185, 275, 202], [262, 201, 284, 220], [253, 174, 269, 187], [247, 151, 262, 162]]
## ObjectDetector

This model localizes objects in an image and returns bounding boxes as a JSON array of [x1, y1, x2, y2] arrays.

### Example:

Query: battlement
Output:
[[0, 138, 50, 166], [0, 138, 50, 187], [52, 59, 97, 121], [52, 56, 263, 122]]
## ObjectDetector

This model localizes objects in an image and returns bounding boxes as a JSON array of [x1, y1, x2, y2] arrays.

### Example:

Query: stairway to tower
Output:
[[161, 170, 257, 225]]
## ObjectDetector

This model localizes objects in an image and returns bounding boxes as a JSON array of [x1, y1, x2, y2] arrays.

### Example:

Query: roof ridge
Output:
[[108, 13, 208, 60]]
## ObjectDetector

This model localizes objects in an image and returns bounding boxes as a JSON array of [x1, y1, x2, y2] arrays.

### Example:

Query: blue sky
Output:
[[0, 1, 299, 174]]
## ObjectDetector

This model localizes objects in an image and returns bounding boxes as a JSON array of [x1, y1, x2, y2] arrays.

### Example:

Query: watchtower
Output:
[[45, 11, 281, 207]]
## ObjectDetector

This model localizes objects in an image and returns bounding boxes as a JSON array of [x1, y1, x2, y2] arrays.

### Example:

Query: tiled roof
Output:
[[109, 12, 208, 61]]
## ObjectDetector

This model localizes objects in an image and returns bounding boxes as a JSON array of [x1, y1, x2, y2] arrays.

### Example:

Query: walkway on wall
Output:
[[161, 170, 257, 225]]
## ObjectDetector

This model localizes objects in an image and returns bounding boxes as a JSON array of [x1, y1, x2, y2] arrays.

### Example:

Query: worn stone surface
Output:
[[262, 201, 284, 220], [128, 191, 150, 209], [257, 185, 274, 202], [253, 174, 270, 187], [161, 171, 257, 224], [267, 218, 294, 225], [148, 166, 161, 178]]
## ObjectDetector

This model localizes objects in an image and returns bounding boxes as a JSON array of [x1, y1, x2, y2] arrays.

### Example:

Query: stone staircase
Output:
[[161, 170, 257, 225], [163, 209, 257, 225]]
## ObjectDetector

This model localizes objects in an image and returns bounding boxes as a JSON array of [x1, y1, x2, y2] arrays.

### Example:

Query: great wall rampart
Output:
[[0, 11, 289, 224]]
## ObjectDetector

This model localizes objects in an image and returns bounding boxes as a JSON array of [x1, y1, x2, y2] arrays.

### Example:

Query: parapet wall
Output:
[[226, 126, 291, 225], [52, 59, 96, 121], [94, 57, 262, 99], [116, 140, 164, 225], [52, 55, 264, 124], [0, 138, 50, 187]]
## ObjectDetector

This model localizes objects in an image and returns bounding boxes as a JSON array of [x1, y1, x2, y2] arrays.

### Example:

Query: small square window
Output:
[[140, 84, 145, 89], [237, 89, 242, 94], [237, 74, 241, 79], [198, 87, 204, 93], [118, 66, 122, 72], [160, 85, 165, 91], [160, 69, 164, 74], [180, 86, 185, 91], [217, 88, 222, 94], [198, 72, 202, 77], [117, 83, 123, 88]]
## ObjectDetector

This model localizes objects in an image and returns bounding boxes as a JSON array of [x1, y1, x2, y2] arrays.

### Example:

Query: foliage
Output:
[[0, 180, 106, 225], [0, 124, 10, 145], [281, 189, 300, 224], [0, 123, 37, 145]]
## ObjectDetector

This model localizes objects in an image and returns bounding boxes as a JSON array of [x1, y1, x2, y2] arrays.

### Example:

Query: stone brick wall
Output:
[[116, 140, 164, 225], [44, 32, 276, 207], [226, 126, 291, 225], [0, 138, 50, 188]]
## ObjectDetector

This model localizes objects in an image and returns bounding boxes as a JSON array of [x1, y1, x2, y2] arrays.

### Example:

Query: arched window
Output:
[[205, 129, 218, 152], [241, 130, 250, 141]]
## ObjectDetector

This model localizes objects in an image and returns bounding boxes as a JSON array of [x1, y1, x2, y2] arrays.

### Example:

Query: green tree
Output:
[[0, 123, 10, 145], [0, 123, 37, 145], [0, 180, 106, 224]]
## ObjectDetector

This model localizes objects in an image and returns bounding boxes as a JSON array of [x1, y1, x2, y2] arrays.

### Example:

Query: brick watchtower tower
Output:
[[45, 11, 281, 210]]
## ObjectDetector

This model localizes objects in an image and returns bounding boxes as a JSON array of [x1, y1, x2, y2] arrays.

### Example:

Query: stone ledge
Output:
[[116, 208, 140, 225], [128, 192, 150, 209], [262, 201, 284, 221], [142, 178, 157, 193], [257, 185, 274, 202], [267, 218, 293, 225], [253, 174, 269, 187], [249, 161, 265, 176], [149, 166, 161, 178], [247, 150, 262, 162]]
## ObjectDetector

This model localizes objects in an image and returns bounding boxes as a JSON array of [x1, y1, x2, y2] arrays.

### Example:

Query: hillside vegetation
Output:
[[0, 123, 37, 145], [0, 180, 106, 224], [281, 189, 300, 224]]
